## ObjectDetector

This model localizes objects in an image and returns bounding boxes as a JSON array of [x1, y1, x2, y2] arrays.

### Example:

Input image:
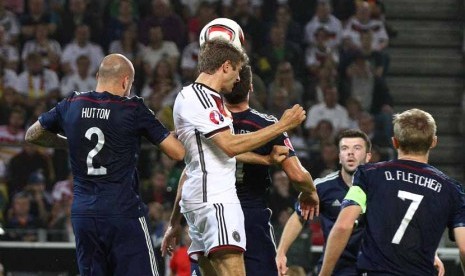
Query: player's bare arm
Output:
[[161, 168, 186, 257], [319, 205, 360, 276], [25, 120, 68, 149], [453, 227, 465, 273], [212, 105, 306, 157], [281, 156, 318, 219], [158, 134, 185, 161], [236, 145, 289, 165], [434, 253, 445, 276], [276, 212, 304, 276], [282, 156, 316, 195]]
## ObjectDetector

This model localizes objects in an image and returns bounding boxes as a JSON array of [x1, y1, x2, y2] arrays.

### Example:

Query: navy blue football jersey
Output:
[[39, 91, 170, 218], [347, 159, 465, 275], [295, 171, 364, 274], [231, 108, 295, 208]]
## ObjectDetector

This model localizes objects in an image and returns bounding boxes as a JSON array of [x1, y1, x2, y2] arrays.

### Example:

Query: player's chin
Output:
[[344, 165, 357, 174]]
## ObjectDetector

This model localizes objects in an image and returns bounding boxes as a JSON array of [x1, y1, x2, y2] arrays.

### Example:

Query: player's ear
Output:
[[391, 137, 399, 149], [365, 152, 372, 163], [222, 60, 230, 73], [430, 136, 437, 149], [122, 77, 126, 90]]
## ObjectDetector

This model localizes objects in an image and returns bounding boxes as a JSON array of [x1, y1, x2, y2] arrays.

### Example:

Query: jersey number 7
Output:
[[392, 190, 424, 244]]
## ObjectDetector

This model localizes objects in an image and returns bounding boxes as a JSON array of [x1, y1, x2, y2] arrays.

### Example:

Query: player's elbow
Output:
[[24, 130, 33, 143], [170, 148, 186, 161], [25, 127, 37, 144], [219, 144, 239, 158]]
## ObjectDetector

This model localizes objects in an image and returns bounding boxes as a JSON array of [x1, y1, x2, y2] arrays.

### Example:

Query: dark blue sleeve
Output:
[[38, 99, 67, 133], [272, 132, 296, 158], [448, 182, 465, 232], [294, 201, 308, 224], [294, 201, 302, 217], [136, 102, 170, 145]]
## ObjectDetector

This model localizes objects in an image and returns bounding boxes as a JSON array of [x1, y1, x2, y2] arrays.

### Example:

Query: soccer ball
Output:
[[199, 18, 245, 50]]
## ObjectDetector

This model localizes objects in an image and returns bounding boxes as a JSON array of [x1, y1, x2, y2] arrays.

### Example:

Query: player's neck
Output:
[[225, 102, 249, 112], [195, 73, 222, 93], [341, 170, 352, 187], [397, 152, 429, 164], [95, 85, 125, 97]]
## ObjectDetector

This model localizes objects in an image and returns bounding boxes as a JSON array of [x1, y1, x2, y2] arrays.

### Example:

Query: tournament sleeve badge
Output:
[[284, 137, 295, 151], [209, 110, 224, 125]]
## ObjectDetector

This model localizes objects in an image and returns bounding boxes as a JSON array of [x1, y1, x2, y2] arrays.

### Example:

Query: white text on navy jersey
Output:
[[81, 108, 111, 120], [385, 170, 442, 192]]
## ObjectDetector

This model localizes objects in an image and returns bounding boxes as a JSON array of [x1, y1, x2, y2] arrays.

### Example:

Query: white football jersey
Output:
[[174, 83, 239, 213]]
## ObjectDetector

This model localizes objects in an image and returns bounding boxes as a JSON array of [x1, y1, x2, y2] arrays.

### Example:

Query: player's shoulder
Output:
[[176, 83, 216, 109], [248, 108, 278, 125], [426, 164, 464, 191], [314, 171, 340, 187], [358, 161, 391, 172]]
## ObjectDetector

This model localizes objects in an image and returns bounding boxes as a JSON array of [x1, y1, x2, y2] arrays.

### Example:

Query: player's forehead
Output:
[[339, 137, 366, 148]]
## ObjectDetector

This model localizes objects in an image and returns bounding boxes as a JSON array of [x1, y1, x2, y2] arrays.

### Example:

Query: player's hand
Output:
[[270, 145, 289, 164], [279, 105, 306, 131], [298, 192, 319, 221], [161, 224, 182, 257], [275, 254, 288, 276], [434, 254, 445, 276]]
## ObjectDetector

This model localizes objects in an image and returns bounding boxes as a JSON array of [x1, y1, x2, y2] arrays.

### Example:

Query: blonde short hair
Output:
[[392, 108, 436, 154]]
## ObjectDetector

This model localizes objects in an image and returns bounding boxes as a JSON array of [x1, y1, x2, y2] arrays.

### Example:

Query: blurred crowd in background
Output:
[[0, 0, 397, 274]]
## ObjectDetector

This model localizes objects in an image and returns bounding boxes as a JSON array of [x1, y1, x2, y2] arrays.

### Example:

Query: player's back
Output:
[[43, 91, 168, 218], [232, 108, 294, 208], [354, 159, 464, 275]]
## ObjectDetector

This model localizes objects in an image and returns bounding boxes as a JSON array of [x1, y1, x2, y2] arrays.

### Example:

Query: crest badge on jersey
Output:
[[232, 230, 241, 242], [209, 110, 224, 125], [284, 138, 295, 151]]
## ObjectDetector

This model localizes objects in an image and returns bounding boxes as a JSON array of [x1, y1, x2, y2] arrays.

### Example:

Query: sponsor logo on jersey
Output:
[[232, 230, 241, 242], [331, 199, 341, 207], [209, 110, 224, 124]]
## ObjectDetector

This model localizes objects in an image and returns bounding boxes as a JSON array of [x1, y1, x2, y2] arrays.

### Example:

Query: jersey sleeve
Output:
[[136, 102, 170, 145], [262, 114, 296, 157], [187, 97, 232, 139], [274, 132, 296, 158], [293, 201, 307, 224], [38, 98, 67, 133], [448, 181, 465, 233]]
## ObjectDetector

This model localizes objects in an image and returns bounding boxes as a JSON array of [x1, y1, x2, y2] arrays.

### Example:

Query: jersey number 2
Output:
[[85, 127, 107, 175], [392, 190, 424, 244]]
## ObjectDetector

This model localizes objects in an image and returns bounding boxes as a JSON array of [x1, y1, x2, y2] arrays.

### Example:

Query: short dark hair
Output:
[[223, 65, 252, 104], [197, 38, 246, 74], [336, 129, 372, 152]]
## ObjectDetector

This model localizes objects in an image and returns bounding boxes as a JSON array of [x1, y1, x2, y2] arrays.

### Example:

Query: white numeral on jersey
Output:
[[392, 190, 424, 244], [85, 127, 107, 175]]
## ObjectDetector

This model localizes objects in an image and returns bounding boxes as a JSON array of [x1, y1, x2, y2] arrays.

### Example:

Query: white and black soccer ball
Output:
[[199, 18, 245, 50]]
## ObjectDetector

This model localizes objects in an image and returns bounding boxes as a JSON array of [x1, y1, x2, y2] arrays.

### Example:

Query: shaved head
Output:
[[96, 54, 135, 96], [97, 54, 134, 81]]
